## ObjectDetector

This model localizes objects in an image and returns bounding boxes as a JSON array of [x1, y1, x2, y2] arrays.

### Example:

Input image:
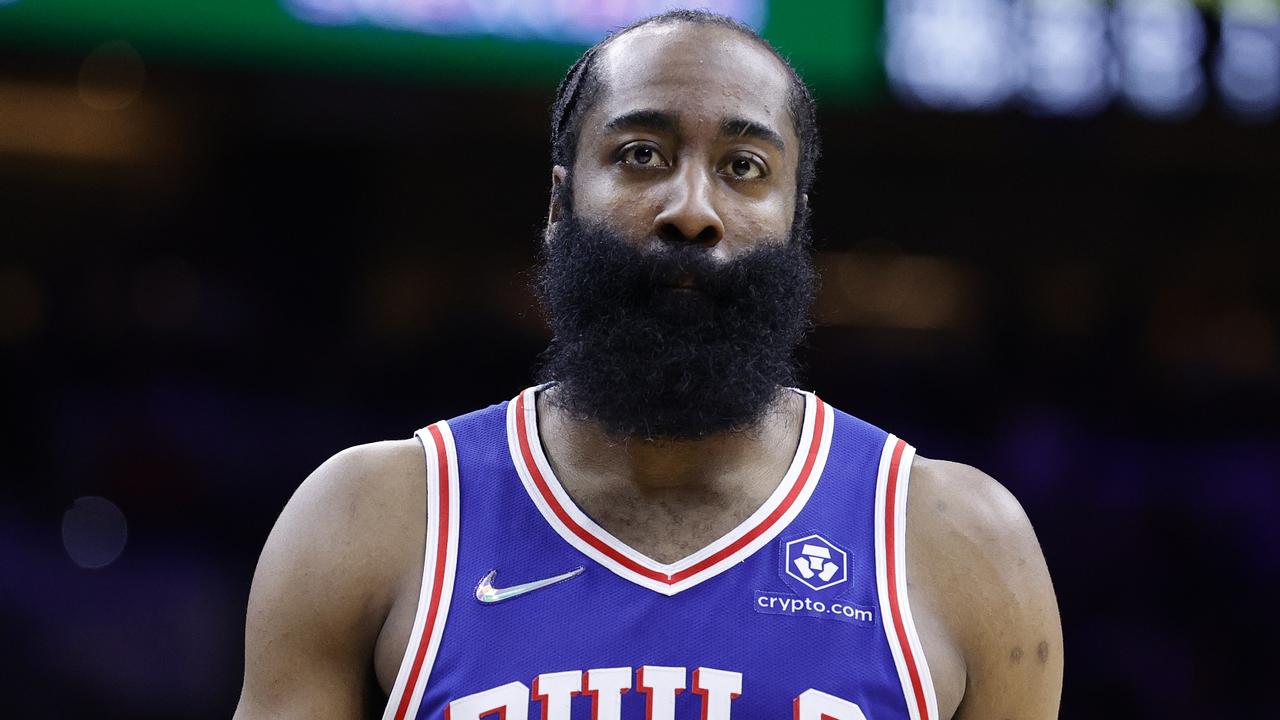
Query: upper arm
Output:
[[234, 440, 425, 720], [908, 458, 1063, 720]]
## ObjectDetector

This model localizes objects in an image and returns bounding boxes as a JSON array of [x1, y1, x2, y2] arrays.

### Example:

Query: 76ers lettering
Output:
[[444, 666, 866, 720]]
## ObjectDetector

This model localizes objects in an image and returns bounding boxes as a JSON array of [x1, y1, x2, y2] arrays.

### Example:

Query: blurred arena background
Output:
[[1, 0, 1277, 717]]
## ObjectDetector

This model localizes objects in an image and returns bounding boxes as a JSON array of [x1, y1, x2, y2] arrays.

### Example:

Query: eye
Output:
[[618, 142, 669, 168], [722, 153, 767, 181]]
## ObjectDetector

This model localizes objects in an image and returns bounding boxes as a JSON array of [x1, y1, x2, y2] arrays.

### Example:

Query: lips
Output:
[[671, 274, 697, 289], [653, 272, 698, 290]]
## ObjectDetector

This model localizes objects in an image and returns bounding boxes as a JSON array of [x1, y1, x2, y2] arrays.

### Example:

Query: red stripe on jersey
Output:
[[885, 438, 929, 720], [515, 391, 825, 586], [393, 423, 452, 720], [669, 399, 825, 583]]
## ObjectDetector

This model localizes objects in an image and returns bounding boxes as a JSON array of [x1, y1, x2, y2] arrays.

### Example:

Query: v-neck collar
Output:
[[505, 385, 834, 596]]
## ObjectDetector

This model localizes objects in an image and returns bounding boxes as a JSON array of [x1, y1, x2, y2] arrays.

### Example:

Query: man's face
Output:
[[557, 22, 801, 257], [536, 23, 815, 441]]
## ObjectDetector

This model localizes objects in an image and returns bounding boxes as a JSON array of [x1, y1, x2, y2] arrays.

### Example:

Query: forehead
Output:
[[589, 23, 794, 139]]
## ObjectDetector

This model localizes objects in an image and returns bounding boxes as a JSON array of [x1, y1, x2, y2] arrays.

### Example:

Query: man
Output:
[[235, 10, 1062, 720]]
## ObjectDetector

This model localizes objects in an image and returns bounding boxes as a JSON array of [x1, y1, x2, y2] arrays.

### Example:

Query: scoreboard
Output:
[[0, 0, 1277, 119], [885, 0, 1280, 121], [0, 0, 883, 101]]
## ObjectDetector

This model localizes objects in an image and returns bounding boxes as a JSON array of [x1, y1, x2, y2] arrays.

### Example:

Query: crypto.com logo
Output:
[[784, 534, 848, 591]]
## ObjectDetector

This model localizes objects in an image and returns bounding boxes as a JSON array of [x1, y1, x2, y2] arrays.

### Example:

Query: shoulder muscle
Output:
[[907, 457, 1063, 720], [235, 439, 426, 720]]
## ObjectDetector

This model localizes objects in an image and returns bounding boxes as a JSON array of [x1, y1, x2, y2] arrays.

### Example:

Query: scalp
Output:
[[593, 22, 792, 112]]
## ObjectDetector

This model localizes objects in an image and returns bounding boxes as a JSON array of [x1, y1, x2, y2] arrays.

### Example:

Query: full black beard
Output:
[[535, 210, 817, 440]]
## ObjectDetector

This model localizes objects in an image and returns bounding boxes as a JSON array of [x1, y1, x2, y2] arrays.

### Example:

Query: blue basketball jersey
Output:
[[382, 387, 938, 720]]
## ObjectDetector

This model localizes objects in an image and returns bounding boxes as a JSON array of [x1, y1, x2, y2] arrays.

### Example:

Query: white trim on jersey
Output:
[[874, 435, 939, 720], [382, 421, 461, 720], [506, 385, 834, 596]]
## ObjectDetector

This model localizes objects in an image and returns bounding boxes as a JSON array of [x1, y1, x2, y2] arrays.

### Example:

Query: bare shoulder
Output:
[[235, 439, 426, 720], [256, 439, 427, 613], [906, 457, 1063, 720], [283, 439, 427, 569], [908, 458, 1045, 579]]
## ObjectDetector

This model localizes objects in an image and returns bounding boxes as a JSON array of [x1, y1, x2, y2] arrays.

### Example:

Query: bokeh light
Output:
[[77, 41, 146, 112], [284, 0, 767, 41], [1215, 0, 1280, 121], [61, 497, 129, 570], [885, 0, 1020, 110], [1019, 0, 1114, 116], [1113, 0, 1207, 119]]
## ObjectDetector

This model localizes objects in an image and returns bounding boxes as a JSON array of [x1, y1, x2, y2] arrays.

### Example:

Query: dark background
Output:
[[2, 16, 1279, 720]]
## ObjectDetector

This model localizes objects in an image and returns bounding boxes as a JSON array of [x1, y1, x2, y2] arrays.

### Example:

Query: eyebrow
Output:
[[720, 117, 786, 153], [604, 109, 680, 134], [602, 110, 786, 153]]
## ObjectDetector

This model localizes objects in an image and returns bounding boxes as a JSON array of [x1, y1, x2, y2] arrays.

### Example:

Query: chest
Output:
[[424, 534, 894, 719], [376, 559, 962, 720], [565, 487, 774, 565], [376, 394, 943, 720]]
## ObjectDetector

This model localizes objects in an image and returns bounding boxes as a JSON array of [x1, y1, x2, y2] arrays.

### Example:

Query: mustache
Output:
[[641, 247, 739, 295], [569, 235, 795, 303], [644, 251, 721, 295]]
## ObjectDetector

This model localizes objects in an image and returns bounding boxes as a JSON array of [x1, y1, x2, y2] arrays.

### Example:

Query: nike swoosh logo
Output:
[[475, 566, 585, 604]]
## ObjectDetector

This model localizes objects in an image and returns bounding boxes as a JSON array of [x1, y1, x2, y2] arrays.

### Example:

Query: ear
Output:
[[799, 192, 809, 213], [545, 165, 568, 236]]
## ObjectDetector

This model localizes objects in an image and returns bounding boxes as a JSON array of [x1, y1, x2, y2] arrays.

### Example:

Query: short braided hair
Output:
[[549, 10, 820, 219]]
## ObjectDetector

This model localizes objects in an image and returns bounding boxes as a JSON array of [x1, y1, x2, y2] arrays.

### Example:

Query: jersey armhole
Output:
[[382, 421, 461, 720], [874, 435, 940, 720]]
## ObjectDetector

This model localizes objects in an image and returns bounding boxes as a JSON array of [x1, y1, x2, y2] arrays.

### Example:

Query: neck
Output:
[[536, 385, 805, 494]]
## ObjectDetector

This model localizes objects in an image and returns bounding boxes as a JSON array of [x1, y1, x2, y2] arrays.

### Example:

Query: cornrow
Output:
[[550, 47, 596, 153], [550, 43, 604, 167]]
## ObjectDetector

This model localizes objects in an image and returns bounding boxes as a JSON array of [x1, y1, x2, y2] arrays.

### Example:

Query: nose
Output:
[[652, 165, 725, 245]]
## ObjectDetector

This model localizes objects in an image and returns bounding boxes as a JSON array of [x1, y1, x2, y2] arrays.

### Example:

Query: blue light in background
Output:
[[884, 0, 1020, 111], [62, 496, 128, 570], [885, 0, 1280, 123], [283, 0, 767, 43], [1020, 0, 1114, 116], [1113, 0, 1207, 119], [1215, 0, 1280, 120]]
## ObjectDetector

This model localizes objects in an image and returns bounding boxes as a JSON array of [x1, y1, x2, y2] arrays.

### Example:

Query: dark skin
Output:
[[235, 22, 1063, 720], [536, 24, 811, 563], [537, 23, 807, 565]]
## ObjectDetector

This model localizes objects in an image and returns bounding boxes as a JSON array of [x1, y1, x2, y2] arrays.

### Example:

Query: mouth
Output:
[[657, 273, 699, 291]]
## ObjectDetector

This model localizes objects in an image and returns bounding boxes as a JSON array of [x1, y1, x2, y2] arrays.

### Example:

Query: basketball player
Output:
[[235, 11, 1062, 720]]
